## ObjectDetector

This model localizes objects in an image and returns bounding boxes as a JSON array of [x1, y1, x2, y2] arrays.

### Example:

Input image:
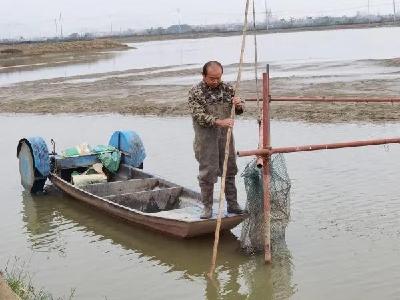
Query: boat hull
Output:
[[49, 174, 245, 238]]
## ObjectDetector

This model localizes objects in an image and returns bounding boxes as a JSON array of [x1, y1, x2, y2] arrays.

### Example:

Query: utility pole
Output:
[[54, 18, 58, 37], [393, 0, 397, 23], [368, 0, 371, 24], [59, 13, 63, 38], [264, 0, 269, 30], [177, 8, 182, 34]]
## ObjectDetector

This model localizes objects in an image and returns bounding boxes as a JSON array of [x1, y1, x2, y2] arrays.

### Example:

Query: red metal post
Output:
[[263, 65, 272, 264], [245, 96, 400, 103], [237, 137, 400, 157], [271, 96, 400, 103], [237, 66, 400, 266]]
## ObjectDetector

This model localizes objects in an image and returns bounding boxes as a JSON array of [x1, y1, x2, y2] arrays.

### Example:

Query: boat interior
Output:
[[57, 162, 201, 214]]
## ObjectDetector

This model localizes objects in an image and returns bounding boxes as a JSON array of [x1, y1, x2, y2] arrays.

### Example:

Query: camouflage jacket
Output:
[[188, 81, 244, 127]]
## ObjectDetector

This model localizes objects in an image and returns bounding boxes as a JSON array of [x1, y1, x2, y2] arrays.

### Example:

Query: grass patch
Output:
[[2, 257, 75, 300]]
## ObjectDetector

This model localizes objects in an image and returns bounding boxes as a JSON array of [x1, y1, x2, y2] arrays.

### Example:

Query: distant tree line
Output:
[[1, 12, 399, 44], [265, 13, 397, 29], [111, 12, 400, 37]]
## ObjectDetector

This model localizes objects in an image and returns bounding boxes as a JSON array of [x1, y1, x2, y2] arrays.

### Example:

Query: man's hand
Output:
[[232, 96, 244, 109], [215, 118, 234, 128]]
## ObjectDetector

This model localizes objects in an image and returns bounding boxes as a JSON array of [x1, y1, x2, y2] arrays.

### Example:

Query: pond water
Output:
[[1, 114, 400, 299], [1, 26, 400, 86]]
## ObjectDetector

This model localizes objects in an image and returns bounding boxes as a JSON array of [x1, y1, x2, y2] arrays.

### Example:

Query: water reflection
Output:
[[21, 188, 295, 299]]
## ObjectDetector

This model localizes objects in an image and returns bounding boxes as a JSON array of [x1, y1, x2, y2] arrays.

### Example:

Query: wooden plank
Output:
[[113, 164, 152, 180], [105, 187, 182, 212], [83, 178, 159, 196], [117, 165, 202, 200]]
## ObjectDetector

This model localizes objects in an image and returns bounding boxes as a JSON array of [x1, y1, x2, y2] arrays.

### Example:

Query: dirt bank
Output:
[[0, 39, 129, 57], [0, 273, 19, 300], [1, 66, 400, 123]]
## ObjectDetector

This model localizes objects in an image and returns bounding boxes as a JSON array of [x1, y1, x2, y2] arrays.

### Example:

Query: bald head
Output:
[[202, 61, 223, 88], [202, 61, 223, 76]]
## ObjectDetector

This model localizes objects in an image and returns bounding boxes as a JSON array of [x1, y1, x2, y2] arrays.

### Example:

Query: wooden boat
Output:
[[17, 131, 247, 238]]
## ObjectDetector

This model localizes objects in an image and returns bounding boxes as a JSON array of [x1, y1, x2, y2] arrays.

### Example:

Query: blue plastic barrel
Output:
[[109, 131, 146, 168], [17, 137, 50, 193]]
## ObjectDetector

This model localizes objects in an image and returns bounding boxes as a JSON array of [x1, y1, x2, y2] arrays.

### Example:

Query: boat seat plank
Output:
[[114, 164, 153, 181], [83, 178, 159, 196], [153, 203, 231, 222], [104, 187, 183, 213]]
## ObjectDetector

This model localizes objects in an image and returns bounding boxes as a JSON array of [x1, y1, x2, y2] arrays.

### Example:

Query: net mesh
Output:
[[240, 154, 291, 254]]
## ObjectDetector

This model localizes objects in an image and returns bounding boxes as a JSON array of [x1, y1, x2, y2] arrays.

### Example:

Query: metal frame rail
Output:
[[238, 64, 400, 263]]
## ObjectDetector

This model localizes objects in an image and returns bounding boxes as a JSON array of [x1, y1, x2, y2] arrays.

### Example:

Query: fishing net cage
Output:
[[240, 154, 291, 255]]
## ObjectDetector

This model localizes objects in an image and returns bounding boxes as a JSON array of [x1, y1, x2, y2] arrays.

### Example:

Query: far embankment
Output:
[[0, 39, 129, 57]]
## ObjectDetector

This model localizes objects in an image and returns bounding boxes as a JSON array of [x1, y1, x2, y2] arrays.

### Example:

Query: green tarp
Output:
[[62, 144, 121, 173], [91, 145, 121, 173]]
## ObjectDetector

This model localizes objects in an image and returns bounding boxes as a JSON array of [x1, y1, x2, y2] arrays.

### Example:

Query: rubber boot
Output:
[[225, 176, 245, 214], [200, 184, 214, 219]]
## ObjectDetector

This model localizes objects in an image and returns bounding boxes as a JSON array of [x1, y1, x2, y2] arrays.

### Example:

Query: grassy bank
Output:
[[1, 259, 75, 300]]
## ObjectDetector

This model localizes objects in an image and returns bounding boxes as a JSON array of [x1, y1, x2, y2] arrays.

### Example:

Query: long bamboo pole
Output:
[[262, 66, 272, 263], [256, 121, 264, 168], [252, 0, 264, 169], [207, 0, 251, 280]]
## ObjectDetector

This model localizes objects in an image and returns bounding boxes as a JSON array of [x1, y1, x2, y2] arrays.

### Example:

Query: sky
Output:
[[0, 0, 398, 39]]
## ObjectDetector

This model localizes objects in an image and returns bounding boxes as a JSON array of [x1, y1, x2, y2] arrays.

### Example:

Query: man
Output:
[[188, 61, 245, 219]]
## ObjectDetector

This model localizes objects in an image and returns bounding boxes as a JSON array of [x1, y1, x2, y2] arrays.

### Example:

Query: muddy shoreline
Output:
[[1, 74, 400, 123]]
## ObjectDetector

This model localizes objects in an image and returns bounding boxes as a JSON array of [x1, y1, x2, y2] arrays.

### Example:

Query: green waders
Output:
[[193, 102, 243, 218]]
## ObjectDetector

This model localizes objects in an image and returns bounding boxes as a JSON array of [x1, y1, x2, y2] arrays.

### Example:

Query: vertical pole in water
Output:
[[263, 65, 272, 263]]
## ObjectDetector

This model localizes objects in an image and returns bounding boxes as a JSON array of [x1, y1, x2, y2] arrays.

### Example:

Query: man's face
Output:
[[203, 65, 223, 88]]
